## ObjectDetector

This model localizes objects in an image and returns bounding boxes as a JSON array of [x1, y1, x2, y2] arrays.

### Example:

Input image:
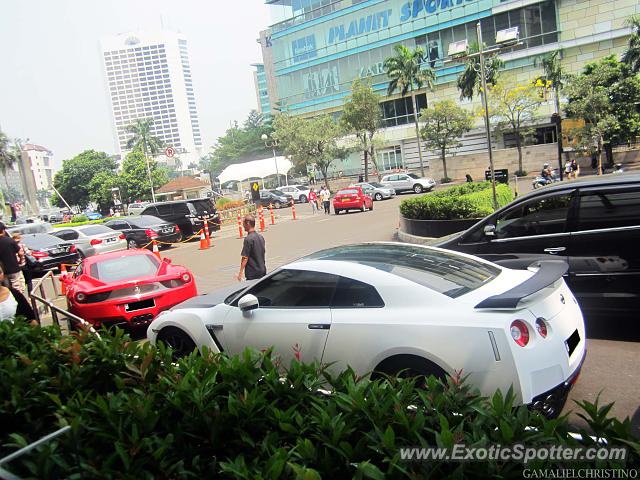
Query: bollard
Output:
[[291, 198, 297, 220], [204, 215, 211, 248], [237, 212, 244, 238], [259, 206, 265, 232], [199, 230, 208, 250], [59, 264, 68, 295], [269, 203, 275, 225], [152, 239, 162, 260]]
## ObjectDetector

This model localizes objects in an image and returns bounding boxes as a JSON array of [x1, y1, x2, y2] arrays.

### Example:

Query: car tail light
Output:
[[119, 234, 126, 240], [75, 292, 87, 303], [70, 245, 77, 253], [90, 238, 103, 246], [31, 250, 49, 259], [535, 318, 548, 338], [510, 320, 530, 347], [145, 229, 158, 239], [175, 225, 180, 232]]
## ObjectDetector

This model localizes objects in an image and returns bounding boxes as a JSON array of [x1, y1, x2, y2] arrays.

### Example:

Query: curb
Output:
[[396, 229, 436, 245]]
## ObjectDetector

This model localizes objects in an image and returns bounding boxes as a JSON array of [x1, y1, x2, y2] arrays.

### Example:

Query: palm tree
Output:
[[535, 49, 564, 117], [384, 45, 435, 177], [622, 15, 640, 73], [0, 131, 19, 189], [125, 118, 164, 202], [456, 42, 504, 101]]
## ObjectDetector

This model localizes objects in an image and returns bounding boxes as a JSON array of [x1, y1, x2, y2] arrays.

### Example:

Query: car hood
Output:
[[171, 279, 258, 310]]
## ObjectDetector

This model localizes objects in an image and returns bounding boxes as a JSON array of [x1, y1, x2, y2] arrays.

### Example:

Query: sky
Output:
[[0, 0, 272, 165]]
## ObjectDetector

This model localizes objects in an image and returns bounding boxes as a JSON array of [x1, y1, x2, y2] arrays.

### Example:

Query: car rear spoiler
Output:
[[475, 260, 568, 309]]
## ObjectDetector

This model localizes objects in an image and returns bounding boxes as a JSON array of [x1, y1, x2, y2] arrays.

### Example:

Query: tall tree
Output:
[[384, 45, 435, 177], [456, 42, 503, 101], [52, 150, 117, 208], [420, 100, 473, 182], [0, 131, 19, 188], [88, 171, 122, 213], [622, 14, 640, 73], [564, 55, 640, 173], [120, 150, 168, 203], [273, 114, 349, 187], [489, 79, 543, 174], [341, 78, 383, 181], [126, 118, 165, 202], [535, 50, 564, 120]]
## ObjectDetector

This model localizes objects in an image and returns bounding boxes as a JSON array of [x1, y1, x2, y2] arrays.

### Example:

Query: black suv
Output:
[[104, 215, 181, 249], [140, 199, 221, 237], [434, 174, 640, 340]]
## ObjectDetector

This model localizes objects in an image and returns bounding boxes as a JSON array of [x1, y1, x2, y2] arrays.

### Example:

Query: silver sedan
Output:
[[352, 182, 396, 201], [50, 224, 127, 258]]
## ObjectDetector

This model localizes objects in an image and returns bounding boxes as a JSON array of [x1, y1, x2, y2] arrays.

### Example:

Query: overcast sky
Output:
[[0, 0, 271, 164]]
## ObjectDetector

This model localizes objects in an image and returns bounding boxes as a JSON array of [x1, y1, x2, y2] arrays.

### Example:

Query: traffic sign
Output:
[[165, 147, 175, 157], [250, 181, 260, 201]]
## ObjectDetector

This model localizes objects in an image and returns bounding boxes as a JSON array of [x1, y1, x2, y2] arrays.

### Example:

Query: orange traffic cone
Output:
[[152, 239, 162, 260], [199, 229, 208, 250], [60, 264, 68, 295]]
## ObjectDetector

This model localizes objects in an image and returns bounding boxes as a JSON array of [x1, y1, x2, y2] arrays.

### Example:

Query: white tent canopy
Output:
[[218, 156, 293, 184]]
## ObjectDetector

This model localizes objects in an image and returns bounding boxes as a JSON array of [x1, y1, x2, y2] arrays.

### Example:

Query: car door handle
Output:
[[308, 324, 330, 330], [544, 247, 566, 254]]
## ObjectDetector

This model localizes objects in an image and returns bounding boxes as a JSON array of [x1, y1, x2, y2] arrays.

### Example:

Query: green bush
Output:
[[400, 182, 513, 220], [515, 169, 528, 177], [53, 219, 105, 228], [71, 214, 88, 223], [0, 321, 637, 478], [440, 177, 452, 184]]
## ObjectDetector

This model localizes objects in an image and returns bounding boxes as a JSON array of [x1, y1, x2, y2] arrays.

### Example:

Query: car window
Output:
[[332, 276, 384, 308], [399, 175, 410, 181], [407, 173, 420, 179], [142, 206, 159, 217], [90, 254, 159, 282], [576, 188, 640, 231], [130, 216, 162, 227], [54, 229, 79, 241], [337, 189, 359, 195], [154, 204, 172, 216], [245, 269, 338, 308], [191, 199, 215, 215], [107, 221, 129, 230], [495, 193, 573, 239], [386, 175, 399, 181], [77, 225, 113, 236]]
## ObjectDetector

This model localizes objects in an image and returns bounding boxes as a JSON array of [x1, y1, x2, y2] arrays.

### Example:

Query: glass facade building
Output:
[[253, 63, 272, 119]]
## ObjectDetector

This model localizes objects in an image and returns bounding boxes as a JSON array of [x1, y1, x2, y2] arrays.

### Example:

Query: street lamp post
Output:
[[261, 133, 282, 187]]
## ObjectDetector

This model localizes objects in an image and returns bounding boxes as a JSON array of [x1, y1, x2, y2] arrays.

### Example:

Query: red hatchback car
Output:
[[64, 249, 197, 330], [333, 186, 374, 215]]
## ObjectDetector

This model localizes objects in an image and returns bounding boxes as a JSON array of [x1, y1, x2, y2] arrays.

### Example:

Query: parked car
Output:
[[7, 223, 52, 236], [333, 187, 373, 214], [50, 225, 127, 258], [381, 173, 436, 194], [104, 215, 181, 249], [140, 199, 220, 237], [352, 182, 396, 201], [85, 211, 103, 221], [276, 184, 311, 203], [127, 202, 151, 216], [148, 242, 586, 417], [254, 190, 293, 209], [433, 174, 640, 340], [64, 249, 197, 330], [20, 233, 79, 275]]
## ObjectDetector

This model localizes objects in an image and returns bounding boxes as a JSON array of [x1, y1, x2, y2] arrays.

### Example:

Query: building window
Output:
[[380, 94, 427, 127], [503, 126, 557, 147], [377, 146, 403, 172]]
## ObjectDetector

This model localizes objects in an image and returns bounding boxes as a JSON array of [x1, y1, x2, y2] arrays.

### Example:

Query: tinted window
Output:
[[90, 255, 159, 282], [576, 189, 640, 231], [155, 204, 173, 216], [370, 183, 384, 188], [407, 174, 420, 179], [495, 193, 572, 238], [190, 199, 215, 215], [54, 230, 78, 241], [332, 277, 384, 308], [306, 244, 499, 298], [246, 269, 338, 308], [386, 175, 399, 181], [106, 221, 129, 230], [337, 189, 359, 195], [129, 216, 163, 227], [77, 225, 113, 236], [173, 203, 191, 215]]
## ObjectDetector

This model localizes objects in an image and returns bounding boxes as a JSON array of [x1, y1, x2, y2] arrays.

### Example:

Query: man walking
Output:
[[320, 186, 331, 214], [236, 215, 266, 281], [0, 222, 25, 294]]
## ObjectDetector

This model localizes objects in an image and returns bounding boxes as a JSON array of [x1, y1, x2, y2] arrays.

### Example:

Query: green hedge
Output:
[[400, 182, 514, 220], [0, 321, 637, 478], [52, 218, 105, 228]]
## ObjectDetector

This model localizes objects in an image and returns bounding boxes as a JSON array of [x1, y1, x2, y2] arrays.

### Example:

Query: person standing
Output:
[[308, 188, 318, 214], [12, 233, 32, 294], [320, 186, 331, 215], [236, 215, 266, 281], [0, 263, 36, 323], [0, 222, 25, 294]]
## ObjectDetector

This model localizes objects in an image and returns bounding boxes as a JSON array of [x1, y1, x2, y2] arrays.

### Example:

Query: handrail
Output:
[[29, 271, 101, 339]]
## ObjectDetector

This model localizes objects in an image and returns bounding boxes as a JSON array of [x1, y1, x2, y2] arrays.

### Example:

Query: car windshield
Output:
[[369, 182, 384, 188], [90, 255, 159, 283], [77, 225, 113, 236], [305, 244, 500, 298], [338, 189, 358, 195], [407, 173, 420, 179], [130, 216, 163, 227], [21, 234, 62, 249]]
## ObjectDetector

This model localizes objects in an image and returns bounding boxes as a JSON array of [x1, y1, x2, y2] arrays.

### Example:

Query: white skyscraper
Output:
[[100, 30, 202, 165]]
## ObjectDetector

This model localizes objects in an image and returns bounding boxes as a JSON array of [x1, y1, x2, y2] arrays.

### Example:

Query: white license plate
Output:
[[161, 228, 172, 234], [105, 237, 116, 243], [50, 248, 62, 254]]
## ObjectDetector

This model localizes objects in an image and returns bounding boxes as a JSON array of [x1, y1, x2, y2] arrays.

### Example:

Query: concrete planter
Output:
[[399, 216, 480, 238]]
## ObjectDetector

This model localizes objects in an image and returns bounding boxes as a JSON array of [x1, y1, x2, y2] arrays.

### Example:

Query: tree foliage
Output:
[[457, 42, 504, 101], [489, 79, 543, 173], [273, 114, 349, 186], [120, 150, 168, 203], [88, 171, 123, 212], [341, 78, 383, 181], [52, 150, 117, 208], [125, 118, 164, 156], [622, 14, 640, 73], [420, 100, 473, 181], [0, 131, 20, 188]]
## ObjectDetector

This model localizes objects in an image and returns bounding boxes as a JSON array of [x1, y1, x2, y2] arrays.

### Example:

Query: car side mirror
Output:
[[238, 294, 259, 313], [484, 225, 496, 237]]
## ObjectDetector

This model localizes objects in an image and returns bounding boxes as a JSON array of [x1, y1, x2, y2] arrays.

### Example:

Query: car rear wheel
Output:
[[127, 239, 138, 249], [299, 195, 308, 203], [157, 327, 197, 360], [374, 193, 383, 201], [372, 355, 447, 388], [413, 184, 423, 194]]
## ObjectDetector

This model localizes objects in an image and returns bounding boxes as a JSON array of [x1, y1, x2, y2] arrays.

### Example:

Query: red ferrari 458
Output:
[[65, 249, 197, 329]]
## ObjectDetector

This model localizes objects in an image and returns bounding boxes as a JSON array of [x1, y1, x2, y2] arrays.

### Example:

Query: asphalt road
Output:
[[160, 191, 639, 431]]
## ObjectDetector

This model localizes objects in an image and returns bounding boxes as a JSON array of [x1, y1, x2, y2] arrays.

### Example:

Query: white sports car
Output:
[[147, 243, 586, 417]]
